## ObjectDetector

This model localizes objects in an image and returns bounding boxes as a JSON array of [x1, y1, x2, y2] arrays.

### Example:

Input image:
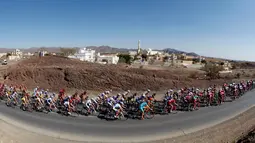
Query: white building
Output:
[[147, 49, 163, 55], [23, 52, 34, 56], [41, 50, 48, 56], [96, 53, 119, 64], [129, 51, 137, 57], [68, 48, 96, 62], [8, 49, 22, 61], [0, 53, 7, 58], [12, 49, 23, 56]]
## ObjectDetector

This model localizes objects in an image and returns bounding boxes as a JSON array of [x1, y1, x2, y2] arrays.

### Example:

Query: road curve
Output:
[[0, 92, 255, 143]]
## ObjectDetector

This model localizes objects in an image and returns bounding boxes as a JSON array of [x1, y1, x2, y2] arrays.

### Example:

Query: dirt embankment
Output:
[[237, 127, 255, 143], [3, 56, 234, 92]]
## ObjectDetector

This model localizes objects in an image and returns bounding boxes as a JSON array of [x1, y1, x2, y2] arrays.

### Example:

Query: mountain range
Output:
[[0, 46, 199, 56]]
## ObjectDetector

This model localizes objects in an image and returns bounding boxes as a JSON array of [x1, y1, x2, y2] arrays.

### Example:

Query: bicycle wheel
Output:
[[6, 100, 11, 106], [145, 110, 154, 119], [27, 104, 33, 112], [188, 103, 194, 111], [70, 110, 80, 117], [20, 104, 26, 111], [118, 112, 128, 121]]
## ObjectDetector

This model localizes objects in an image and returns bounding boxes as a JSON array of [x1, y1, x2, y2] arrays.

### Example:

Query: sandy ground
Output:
[[0, 107, 254, 143]]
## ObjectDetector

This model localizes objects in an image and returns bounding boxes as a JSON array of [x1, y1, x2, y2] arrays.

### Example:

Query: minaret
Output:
[[137, 40, 141, 55]]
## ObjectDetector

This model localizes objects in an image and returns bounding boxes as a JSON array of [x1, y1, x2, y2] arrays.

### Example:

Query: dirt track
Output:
[[2, 56, 237, 93]]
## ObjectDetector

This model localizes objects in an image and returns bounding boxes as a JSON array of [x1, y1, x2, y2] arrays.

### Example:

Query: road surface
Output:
[[0, 92, 254, 143]]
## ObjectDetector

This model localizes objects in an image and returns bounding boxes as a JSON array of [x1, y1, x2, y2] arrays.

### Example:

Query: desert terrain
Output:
[[1, 55, 252, 95]]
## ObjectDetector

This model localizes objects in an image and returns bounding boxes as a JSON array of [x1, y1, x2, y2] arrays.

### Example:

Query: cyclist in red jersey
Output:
[[167, 96, 178, 112], [59, 89, 65, 103]]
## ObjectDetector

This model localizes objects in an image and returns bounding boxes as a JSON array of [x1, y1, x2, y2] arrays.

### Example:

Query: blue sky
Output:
[[0, 0, 255, 61]]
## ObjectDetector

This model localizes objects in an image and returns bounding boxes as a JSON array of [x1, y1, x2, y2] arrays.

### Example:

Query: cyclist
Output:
[[35, 92, 44, 109], [136, 94, 146, 103], [219, 88, 225, 102], [107, 97, 115, 107], [192, 94, 199, 110], [91, 97, 98, 111], [58, 89, 65, 103], [63, 95, 75, 115], [79, 91, 87, 104], [100, 91, 109, 100], [8, 91, 18, 105], [104, 90, 112, 98], [126, 93, 136, 104], [207, 88, 214, 106], [45, 95, 56, 111], [143, 89, 151, 96], [85, 96, 94, 113], [21, 93, 29, 108], [167, 95, 178, 112], [139, 99, 151, 120], [148, 93, 156, 101], [122, 90, 130, 97], [113, 101, 124, 118], [112, 94, 120, 101]]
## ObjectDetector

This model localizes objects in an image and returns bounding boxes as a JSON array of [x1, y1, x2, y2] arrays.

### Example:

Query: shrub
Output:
[[188, 71, 199, 79], [236, 73, 241, 79], [192, 58, 200, 64], [201, 60, 207, 64], [118, 54, 133, 64], [118, 57, 126, 64], [141, 54, 148, 61], [202, 63, 223, 79]]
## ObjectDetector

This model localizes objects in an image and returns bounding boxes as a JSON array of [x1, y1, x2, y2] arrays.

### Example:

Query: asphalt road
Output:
[[0, 92, 255, 143]]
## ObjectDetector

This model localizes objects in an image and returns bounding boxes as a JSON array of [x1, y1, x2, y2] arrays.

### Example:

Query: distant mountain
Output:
[[0, 47, 61, 53], [0, 48, 14, 53], [162, 48, 199, 57], [86, 46, 134, 54]]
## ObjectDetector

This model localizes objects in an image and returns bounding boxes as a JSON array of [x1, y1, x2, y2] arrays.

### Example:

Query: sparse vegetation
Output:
[[6, 52, 12, 57], [59, 48, 77, 57], [236, 73, 241, 78], [188, 71, 199, 79], [192, 58, 200, 64], [118, 57, 126, 64], [163, 56, 169, 62], [202, 63, 223, 79], [117, 54, 132, 64], [201, 59, 207, 64], [231, 61, 255, 69], [141, 54, 148, 61]]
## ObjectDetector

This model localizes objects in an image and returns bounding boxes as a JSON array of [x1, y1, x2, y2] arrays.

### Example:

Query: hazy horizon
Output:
[[1, 0, 255, 61]]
